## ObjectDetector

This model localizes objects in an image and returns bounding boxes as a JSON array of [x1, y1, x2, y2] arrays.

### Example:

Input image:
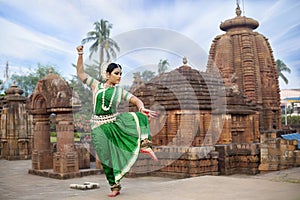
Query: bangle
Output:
[[78, 52, 83, 55], [139, 107, 144, 112], [135, 98, 144, 112]]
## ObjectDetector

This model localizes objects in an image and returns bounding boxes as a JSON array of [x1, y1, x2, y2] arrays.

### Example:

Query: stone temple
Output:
[[206, 4, 281, 131], [128, 4, 299, 177]]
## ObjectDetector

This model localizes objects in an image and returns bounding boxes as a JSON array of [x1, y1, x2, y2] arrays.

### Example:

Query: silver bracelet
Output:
[[139, 107, 144, 112], [78, 52, 83, 55]]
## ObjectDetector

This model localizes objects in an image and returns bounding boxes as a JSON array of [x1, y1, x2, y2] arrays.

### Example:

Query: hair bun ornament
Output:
[[101, 62, 109, 80]]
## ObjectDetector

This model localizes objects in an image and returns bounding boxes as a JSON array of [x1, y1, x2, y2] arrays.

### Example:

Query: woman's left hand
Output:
[[140, 108, 159, 118]]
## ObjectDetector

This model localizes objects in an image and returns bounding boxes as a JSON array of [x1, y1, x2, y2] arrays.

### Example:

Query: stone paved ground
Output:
[[0, 160, 299, 200]]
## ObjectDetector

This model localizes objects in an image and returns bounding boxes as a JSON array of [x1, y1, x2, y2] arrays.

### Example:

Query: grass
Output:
[[51, 137, 56, 143], [50, 136, 81, 143]]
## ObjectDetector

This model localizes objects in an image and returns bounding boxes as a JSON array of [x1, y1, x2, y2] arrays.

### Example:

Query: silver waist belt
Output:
[[91, 113, 119, 127]]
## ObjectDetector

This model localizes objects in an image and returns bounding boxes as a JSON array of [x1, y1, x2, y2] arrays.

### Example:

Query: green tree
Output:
[[0, 61, 9, 93], [0, 79, 3, 91], [85, 60, 102, 81], [11, 63, 60, 96], [68, 74, 93, 133], [141, 70, 155, 83], [158, 59, 169, 74], [276, 59, 291, 84], [81, 19, 120, 81]]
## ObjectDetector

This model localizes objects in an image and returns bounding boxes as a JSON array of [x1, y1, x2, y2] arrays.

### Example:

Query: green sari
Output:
[[88, 80, 151, 187]]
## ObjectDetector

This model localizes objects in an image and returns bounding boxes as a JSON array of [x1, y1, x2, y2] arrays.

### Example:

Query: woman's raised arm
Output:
[[76, 45, 88, 82]]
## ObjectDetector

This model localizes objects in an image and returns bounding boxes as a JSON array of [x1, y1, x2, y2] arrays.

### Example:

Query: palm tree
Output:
[[158, 59, 169, 74], [81, 19, 120, 81], [276, 59, 291, 84]]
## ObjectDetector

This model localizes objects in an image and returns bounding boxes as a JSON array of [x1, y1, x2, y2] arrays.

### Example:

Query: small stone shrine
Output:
[[0, 83, 32, 160], [27, 70, 83, 178]]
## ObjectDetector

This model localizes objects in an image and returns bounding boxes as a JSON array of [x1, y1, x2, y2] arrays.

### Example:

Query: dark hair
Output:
[[106, 63, 122, 74]]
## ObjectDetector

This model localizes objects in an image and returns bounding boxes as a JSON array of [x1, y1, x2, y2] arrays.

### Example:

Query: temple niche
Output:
[[206, 4, 281, 131]]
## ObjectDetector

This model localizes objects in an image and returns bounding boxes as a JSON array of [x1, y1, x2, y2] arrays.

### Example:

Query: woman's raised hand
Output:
[[77, 45, 83, 53]]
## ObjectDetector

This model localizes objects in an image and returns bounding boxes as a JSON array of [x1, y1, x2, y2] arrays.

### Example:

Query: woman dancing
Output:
[[76, 45, 158, 197]]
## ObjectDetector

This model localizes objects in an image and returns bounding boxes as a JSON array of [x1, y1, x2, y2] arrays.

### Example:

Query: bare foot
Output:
[[108, 190, 120, 197], [140, 147, 158, 161]]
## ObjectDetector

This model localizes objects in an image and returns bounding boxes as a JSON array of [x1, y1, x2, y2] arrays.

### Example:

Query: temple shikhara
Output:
[[206, 4, 281, 132], [0, 3, 299, 179]]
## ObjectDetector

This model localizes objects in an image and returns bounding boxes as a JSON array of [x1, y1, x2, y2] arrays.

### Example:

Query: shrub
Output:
[[50, 132, 57, 137]]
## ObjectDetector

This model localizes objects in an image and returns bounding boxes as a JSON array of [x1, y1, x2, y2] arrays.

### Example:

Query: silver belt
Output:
[[91, 113, 119, 128]]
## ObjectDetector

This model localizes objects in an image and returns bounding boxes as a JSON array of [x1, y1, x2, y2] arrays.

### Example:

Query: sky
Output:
[[0, 0, 299, 90]]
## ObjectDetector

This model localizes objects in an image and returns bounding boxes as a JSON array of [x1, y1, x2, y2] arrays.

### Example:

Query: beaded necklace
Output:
[[101, 84, 116, 111]]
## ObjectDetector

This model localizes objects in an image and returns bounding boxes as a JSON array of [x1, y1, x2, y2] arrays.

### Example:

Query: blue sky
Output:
[[0, 0, 299, 89]]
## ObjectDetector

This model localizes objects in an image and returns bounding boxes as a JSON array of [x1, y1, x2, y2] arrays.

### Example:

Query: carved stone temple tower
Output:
[[206, 4, 281, 131]]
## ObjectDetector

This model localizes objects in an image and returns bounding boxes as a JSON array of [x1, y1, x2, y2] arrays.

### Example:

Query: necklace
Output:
[[102, 84, 116, 111]]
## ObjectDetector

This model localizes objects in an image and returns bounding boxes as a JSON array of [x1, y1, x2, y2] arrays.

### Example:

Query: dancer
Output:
[[76, 45, 158, 197]]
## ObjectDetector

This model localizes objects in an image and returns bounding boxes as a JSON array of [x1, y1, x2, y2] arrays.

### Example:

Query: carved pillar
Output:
[[32, 114, 52, 169], [53, 112, 78, 174]]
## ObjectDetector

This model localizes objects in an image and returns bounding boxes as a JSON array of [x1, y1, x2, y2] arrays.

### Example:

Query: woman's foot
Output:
[[140, 139, 158, 161], [108, 183, 121, 197], [140, 147, 158, 162], [107, 190, 120, 197]]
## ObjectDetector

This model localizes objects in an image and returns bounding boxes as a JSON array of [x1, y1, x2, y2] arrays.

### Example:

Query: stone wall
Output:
[[150, 110, 259, 147], [129, 137, 300, 177], [216, 143, 260, 175], [129, 146, 219, 178], [129, 144, 261, 178], [259, 131, 300, 172]]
